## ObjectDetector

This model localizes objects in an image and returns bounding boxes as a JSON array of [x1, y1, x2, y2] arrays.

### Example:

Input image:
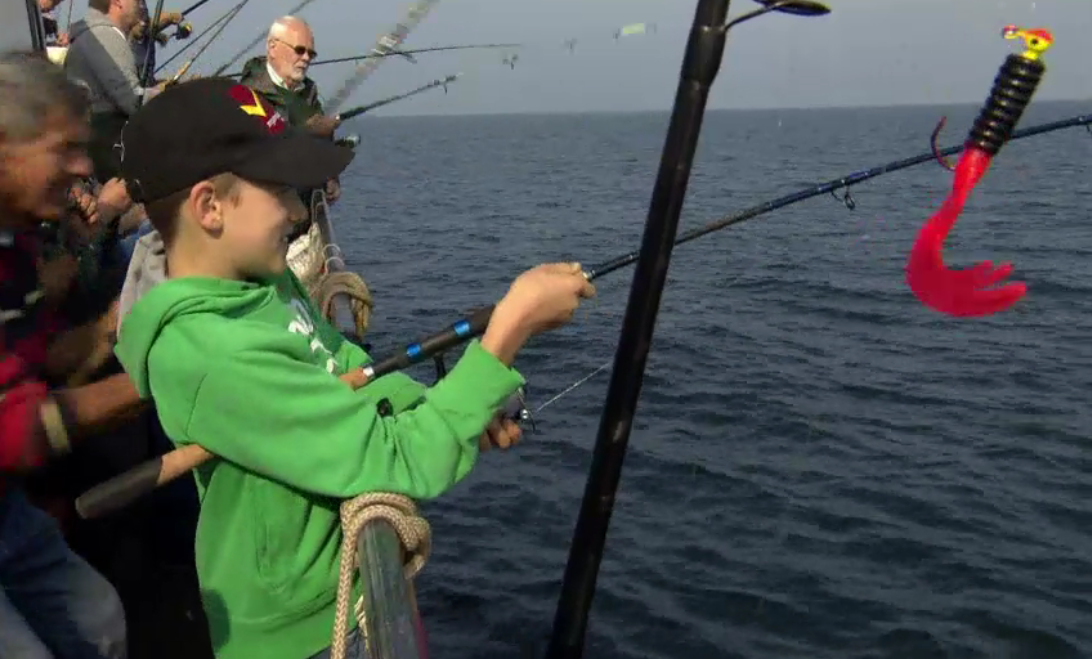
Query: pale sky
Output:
[[66, 0, 1092, 115]]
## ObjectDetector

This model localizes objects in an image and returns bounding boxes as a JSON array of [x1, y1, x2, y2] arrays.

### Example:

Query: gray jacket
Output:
[[117, 229, 166, 335], [65, 9, 149, 116]]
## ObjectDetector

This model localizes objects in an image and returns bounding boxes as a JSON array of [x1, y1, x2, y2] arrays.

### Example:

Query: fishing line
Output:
[[156, 0, 247, 73], [529, 359, 612, 417], [166, 0, 249, 77]]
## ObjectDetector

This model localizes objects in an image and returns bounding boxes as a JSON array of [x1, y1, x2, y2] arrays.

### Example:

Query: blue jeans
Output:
[[118, 220, 154, 264], [0, 489, 127, 659], [306, 629, 363, 659]]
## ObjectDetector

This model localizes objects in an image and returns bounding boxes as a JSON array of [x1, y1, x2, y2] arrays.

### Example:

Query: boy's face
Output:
[[217, 179, 306, 278]]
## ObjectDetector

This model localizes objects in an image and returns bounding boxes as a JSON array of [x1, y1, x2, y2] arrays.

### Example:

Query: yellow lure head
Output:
[[1002, 25, 1053, 60]]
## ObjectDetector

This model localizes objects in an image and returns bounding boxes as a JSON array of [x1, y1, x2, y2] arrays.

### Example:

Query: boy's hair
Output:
[[143, 173, 242, 245], [88, 0, 111, 14]]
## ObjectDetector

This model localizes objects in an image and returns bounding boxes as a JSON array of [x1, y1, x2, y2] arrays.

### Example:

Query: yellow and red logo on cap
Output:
[[227, 84, 287, 135]]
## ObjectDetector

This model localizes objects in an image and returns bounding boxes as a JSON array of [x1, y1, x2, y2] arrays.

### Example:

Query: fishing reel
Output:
[[503, 388, 536, 431], [431, 350, 536, 431], [334, 134, 360, 150]]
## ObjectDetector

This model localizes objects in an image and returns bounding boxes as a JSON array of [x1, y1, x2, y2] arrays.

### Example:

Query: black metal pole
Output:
[[544, 0, 732, 656]]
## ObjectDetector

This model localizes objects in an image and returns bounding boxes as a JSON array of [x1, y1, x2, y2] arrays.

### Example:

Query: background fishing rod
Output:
[[156, 0, 248, 73], [306, 43, 521, 68], [70, 106, 1089, 521], [324, 0, 442, 113], [178, 0, 215, 18], [337, 73, 460, 120], [138, 0, 166, 86], [160, 0, 249, 79], [218, 44, 514, 78]]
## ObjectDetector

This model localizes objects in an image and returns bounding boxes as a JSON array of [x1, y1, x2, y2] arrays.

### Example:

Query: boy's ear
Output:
[[188, 180, 224, 235]]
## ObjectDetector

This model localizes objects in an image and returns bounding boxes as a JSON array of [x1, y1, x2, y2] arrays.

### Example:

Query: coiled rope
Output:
[[308, 269, 372, 339], [330, 493, 432, 659], [287, 221, 373, 337]]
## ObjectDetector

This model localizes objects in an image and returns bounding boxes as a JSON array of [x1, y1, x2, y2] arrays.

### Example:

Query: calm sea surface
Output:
[[336, 101, 1092, 658]]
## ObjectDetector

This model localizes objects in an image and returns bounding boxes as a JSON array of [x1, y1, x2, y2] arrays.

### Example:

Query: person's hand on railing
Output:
[[325, 177, 341, 204]]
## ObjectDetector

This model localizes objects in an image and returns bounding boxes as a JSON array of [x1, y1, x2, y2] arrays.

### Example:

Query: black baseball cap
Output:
[[118, 77, 353, 204]]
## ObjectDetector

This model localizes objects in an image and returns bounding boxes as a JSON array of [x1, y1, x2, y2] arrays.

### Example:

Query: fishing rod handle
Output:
[[75, 443, 212, 519], [968, 27, 1051, 156], [362, 305, 495, 379]]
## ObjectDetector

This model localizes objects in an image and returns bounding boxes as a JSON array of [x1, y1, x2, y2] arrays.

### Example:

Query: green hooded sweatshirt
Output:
[[115, 270, 524, 659]]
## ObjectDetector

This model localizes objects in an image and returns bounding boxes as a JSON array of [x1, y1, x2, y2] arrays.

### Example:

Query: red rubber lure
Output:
[[906, 25, 1053, 317], [906, 148, 1024, 316]]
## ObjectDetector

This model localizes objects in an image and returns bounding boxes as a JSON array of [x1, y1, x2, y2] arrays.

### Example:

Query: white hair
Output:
[[0, 51, 88, 142], [267, 16, 312, 41]]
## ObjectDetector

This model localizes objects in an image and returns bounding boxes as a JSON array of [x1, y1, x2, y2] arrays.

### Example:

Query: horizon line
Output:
[[355, 96, 1091, 120]]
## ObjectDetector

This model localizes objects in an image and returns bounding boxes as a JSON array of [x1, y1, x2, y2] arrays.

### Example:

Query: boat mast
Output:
[[544, 0, 732, 655]]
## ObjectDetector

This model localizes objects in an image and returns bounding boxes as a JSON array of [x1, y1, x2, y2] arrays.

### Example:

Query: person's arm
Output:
[[54, 373, 146, 435], [176, 336, 522, 501], [0, 353, 143, 473], [85, 26, 151, 115]]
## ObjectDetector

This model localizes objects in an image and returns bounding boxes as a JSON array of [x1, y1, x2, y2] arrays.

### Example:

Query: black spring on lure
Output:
[[966, 53, 1046, 156]]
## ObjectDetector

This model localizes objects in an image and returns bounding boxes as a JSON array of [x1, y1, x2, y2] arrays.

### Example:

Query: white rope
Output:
[[330, 493, 432, 659]]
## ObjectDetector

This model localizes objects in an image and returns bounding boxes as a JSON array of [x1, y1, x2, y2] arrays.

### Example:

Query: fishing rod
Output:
[[156, 0, 247, 73], [337, 73, 460, 120], [151, 0, 205, 41], [138, 0, 166, 86], [70, 106, 1089, 521], [220, 44, 518, 78], [308, 43, 522, 68], [179, 0, 214, 17], [325, 0, 442, 113], [165, 0, 249, 78]]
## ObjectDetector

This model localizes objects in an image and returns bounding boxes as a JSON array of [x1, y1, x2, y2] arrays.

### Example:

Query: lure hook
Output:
[[829, 186, 855, 210], [906, 24, 1053, 317], [929, 115, 956, 171]]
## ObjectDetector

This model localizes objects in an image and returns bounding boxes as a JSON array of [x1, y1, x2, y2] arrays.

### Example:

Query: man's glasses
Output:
[[275, 38, 317, 60]]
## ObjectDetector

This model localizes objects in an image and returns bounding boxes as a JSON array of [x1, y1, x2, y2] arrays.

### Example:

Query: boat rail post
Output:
[[355, 520, 428, 659], [310, 191, 427, 658]]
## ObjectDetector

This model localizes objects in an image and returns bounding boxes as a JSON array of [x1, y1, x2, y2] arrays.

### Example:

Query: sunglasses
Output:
[[275, 38, 317, 59]]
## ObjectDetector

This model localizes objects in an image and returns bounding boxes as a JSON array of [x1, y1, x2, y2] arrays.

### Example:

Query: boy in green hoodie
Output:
[[112, 78, 595, 659]]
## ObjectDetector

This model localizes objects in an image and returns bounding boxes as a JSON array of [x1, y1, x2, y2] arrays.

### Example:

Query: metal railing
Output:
[[310, 189, 428, 659]]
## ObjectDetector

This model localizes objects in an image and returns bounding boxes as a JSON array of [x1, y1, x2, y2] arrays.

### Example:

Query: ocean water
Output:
[[336, 100, 1092, 658]]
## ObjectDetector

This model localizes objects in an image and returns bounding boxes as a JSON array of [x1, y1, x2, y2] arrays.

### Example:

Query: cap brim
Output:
[[233, 133, 354, 190]]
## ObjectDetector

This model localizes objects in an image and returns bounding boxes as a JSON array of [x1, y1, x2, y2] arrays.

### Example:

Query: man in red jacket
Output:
[[0, 52, 142, 659]]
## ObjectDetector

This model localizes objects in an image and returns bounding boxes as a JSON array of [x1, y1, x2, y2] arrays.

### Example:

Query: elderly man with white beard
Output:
[[239, 15, 342, 204]]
